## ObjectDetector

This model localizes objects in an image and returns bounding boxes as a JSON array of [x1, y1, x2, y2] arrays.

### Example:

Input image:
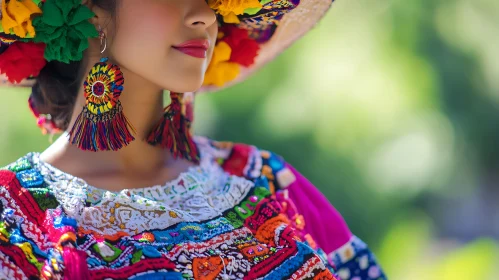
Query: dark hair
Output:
[[30, 0, 118, 131]]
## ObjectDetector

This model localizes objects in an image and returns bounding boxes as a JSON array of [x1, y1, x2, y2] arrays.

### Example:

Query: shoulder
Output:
[[195, 136, 297, 194]]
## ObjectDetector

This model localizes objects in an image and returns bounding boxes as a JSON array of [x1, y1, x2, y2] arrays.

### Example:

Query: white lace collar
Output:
[[24, 136, 256, 235], [29, 136, 214, 199]]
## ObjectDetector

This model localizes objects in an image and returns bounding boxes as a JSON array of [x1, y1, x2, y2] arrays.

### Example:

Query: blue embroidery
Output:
[[336, 248, 387, 280], [16, 169, 44, 188], [263, 242, 316, 280], [140, 246, 162, 258], [129, 272, 184, 280], [330, 236, 387, 280], [151, 217, 235, 245], [53, 216, 78, 229]]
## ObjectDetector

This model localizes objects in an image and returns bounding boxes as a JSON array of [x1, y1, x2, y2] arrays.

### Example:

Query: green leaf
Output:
[[40, 1, 65, 27], [57, 0, 78, 20], [69, 5, 95, 26], [31, 0, 97, 63], [73, 21, 98, 38]]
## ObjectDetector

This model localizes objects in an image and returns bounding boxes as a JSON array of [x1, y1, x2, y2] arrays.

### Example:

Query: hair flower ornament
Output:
[[208, 0, 263, 24], [29, 0, 98, 63], [0, 0, 42, 38], [203, 25, 260, 87], [0, 41, 45, 83], [1, 0, 328, 96], [221, 25, 260, 67], [203, 40, 240, 87]]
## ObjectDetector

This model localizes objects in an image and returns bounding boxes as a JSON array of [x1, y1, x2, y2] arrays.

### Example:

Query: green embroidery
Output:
[[92, 242, 123, 262], [28, 188, 59, 211], [5, 158, 32, 172], [131, 250, 143, 264], [225, 211, 244, 228]]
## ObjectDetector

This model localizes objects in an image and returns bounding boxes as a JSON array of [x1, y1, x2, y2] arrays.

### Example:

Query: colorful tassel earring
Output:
[[68, 27, 135, 151], [146, 92, 200, 163]]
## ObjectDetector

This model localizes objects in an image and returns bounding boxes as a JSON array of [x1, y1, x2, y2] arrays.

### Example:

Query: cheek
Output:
[[206, 24, 219, 65], [110, 1, 181, 72]]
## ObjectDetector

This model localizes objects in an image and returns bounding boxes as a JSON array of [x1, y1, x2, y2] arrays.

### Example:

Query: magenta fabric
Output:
[[285, 163, 352, 254]]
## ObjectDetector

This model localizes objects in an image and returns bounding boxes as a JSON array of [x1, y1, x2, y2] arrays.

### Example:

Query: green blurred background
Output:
[[1, 0, 498, 278]]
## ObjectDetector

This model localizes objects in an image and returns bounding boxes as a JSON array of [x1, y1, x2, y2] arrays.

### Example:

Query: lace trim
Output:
[[26, 136, 257, 236]]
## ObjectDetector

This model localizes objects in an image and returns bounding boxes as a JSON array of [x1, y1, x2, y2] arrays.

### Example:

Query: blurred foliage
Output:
[[1, 0, 498, 278]]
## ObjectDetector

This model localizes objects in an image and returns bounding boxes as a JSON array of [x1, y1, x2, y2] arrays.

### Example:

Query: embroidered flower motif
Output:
[[83, 57, 124, 115], [0, 41, 46, 83], [30, 0, 98, 63], [208, 0, 263, 24], [0, 0, 42, 38]]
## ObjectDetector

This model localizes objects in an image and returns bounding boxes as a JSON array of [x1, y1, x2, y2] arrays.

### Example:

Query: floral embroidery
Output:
[[0, 136, 386, 279]]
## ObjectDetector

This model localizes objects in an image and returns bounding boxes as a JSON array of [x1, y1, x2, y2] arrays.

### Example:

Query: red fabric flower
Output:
[[0, 41, 46, 84], [221, 25, 260, 67]]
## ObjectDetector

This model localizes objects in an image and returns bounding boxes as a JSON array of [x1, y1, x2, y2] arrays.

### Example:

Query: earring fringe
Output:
[[147, 92, 200, 163], [69, 101, 135, 151]]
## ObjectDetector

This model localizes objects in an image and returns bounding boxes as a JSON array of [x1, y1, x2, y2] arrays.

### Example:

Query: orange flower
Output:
[[0, 0, 42, 38], [203, 41, 240, 87], [208, 0, 263, 24]]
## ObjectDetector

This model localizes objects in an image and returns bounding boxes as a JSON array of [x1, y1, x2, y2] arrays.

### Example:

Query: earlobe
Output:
[[81, 0, 93, 9], [88, 16, 99, 27], [87, 5, 114, 31]]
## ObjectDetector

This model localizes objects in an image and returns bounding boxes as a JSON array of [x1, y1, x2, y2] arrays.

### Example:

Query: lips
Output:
[[172, 39, 210, 58]]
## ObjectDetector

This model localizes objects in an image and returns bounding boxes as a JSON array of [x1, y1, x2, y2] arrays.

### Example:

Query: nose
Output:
[[184, 0, 217, 29]]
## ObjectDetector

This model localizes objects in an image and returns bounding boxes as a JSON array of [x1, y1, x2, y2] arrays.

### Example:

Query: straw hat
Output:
[[0, 0, 335, 91]]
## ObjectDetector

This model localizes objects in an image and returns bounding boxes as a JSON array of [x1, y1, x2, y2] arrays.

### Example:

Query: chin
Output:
[[163, 75, 205, 93]]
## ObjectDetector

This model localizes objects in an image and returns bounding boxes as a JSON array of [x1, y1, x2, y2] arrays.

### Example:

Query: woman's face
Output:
[[100, 0, 218, 93]]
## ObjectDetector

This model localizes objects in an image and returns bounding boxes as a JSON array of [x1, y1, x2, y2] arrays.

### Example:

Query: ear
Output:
[[82, 0, 112, 31]]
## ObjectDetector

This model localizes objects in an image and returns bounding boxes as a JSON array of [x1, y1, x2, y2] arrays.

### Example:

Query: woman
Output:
[[0, 0, 386, 279]]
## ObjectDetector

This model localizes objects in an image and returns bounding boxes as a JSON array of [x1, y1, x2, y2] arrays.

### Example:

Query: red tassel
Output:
[[68, 101, 136, 152], [147, 92, 200, 163]]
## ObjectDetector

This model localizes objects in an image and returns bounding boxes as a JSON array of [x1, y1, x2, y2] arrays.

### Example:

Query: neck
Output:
[[41, 57, 190, 180]]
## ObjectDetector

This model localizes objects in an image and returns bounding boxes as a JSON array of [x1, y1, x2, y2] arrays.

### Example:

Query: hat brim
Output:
[[200, 0, 334, 93]]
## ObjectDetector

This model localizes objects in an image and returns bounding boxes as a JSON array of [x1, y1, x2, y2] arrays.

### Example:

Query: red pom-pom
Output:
[[0, 41, 46, 84], [221, 25, 260, 67]]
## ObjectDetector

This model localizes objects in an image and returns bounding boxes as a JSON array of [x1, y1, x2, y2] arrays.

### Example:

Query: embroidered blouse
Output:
[[0, 136, 386, 280]]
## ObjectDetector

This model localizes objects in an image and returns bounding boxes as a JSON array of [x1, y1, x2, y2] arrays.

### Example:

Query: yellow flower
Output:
[[208, 0, 263, 24], [203, 41, 241, 87], [1, 0, 42, 38]]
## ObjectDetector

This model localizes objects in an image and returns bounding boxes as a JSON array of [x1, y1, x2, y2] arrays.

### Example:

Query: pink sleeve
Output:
[[285, 163, 352, 254]]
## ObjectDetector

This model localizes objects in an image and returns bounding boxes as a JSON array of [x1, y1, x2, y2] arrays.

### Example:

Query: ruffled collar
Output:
[[27, 135, 222, 205], [21, 136, 257, 237]]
